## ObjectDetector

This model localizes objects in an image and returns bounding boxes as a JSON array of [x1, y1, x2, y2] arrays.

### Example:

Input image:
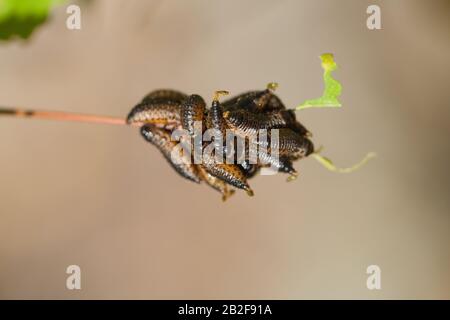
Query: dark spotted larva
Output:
[[129, 83, 315, 199], [127, 99, 181, 128], [180, 94, 206, 136], [140, 124, 201, 183]]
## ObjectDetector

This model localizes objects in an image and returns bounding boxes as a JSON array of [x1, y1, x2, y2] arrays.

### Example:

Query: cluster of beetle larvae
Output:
[[126, 83, 314, 200]]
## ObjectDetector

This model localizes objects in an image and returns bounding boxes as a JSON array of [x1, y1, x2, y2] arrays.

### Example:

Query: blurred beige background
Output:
[[0, 0, 449, 299]]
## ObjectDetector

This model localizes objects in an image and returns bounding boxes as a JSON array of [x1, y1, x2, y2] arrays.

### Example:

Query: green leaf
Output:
[[311, 151, 376, 173], [0, 0, 63, 40], [297, 53, 343, 110]]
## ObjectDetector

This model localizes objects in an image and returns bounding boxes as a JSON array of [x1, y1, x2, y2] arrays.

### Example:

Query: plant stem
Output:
[[0, 106, 135, 126]]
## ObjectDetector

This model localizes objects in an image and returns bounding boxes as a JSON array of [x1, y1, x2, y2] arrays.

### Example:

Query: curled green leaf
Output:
[[311, 151, 376, 173], [297, 53, 342, 110]]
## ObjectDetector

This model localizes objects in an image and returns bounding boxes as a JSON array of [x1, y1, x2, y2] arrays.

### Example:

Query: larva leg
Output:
[[140, 124, 201, 183]]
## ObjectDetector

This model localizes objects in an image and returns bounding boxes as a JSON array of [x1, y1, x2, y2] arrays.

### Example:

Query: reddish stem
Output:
[[0, 107, 137, 126]]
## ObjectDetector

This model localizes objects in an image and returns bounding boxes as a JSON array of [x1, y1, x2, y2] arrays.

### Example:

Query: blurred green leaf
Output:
[[297, 53, 343, 110], [0, 0, 63, 40]]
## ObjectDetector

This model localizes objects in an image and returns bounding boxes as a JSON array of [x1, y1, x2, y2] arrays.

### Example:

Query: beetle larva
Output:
[[131, 83, 316, 199], [197, 165, 235, 201], [180, 94, 206, 136], [140, 124, 201, 183], [202, 152, 253, 196], [127, 99, 182, 128], [141, 89, 188, 104]]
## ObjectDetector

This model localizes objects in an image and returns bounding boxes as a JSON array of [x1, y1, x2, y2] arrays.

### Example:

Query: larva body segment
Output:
[[223, 109, 296, 136], [206, 99, 227, 135], [258, 153, 297, 174], [141, 89, 188, 104], [140, 124, 201, 183], [202, 153, 253, 195], [258, 128, 314, 157], [180, 94, 206, 136], [239, 159, 260, 179], [224, 109, 310, 138], [222, 89, 285, 112], [127, 99, 181, 128], [197, 165, 235, 201], [222, 91, 260, 111]]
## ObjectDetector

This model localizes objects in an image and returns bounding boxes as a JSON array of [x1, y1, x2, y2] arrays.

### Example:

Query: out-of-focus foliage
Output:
[[296, 54, 375, 172], [0, 0, 63, 40], [297, 53, 342, 110]]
